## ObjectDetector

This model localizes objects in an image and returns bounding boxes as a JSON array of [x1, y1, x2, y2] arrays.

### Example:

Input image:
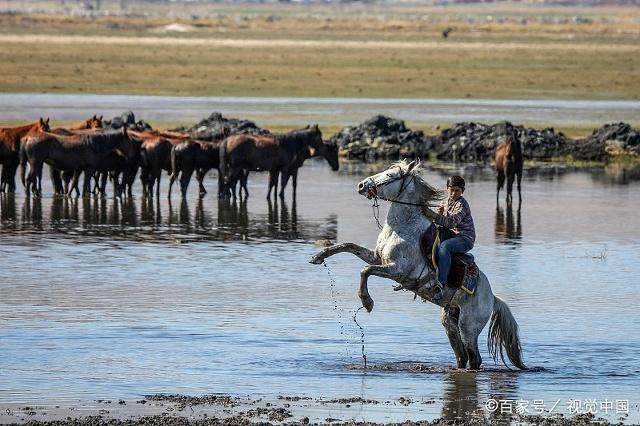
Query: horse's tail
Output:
[[170, 145, 179, 181], [488, 296, 527, 370], [219, 138, 229, 185]]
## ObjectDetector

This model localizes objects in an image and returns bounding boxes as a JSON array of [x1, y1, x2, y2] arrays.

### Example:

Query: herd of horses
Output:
[[0, 116, 339, 200], [0, 115, 523, 203]]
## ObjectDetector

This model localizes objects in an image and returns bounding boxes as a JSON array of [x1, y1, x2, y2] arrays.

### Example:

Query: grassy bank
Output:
[[0, 3, 638, 100]]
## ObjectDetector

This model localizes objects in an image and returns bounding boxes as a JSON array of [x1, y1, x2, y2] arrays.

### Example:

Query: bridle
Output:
[[367, 167, 432, 230], [366, 168, 432, 208]]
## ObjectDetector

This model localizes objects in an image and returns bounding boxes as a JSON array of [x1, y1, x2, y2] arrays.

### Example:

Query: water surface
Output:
[[0, 160, 639, 423]]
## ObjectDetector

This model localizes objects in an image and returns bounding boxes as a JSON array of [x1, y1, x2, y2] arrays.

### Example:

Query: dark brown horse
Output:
[[20, 128, 138, 197], [168, 139, 224, 199], [495, 135, 523, 205], [168, 129, 230, 199], [49, 116, 105, 194], [0, 118, 50, 192], [219, 125, 339, 200], [138, 135, 184, 198]]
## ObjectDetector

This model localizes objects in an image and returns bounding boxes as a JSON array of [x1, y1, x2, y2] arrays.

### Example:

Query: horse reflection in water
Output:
[[494, 203, 522, 244], [2, 196, 336, 244], [441, 370, 520, 423]]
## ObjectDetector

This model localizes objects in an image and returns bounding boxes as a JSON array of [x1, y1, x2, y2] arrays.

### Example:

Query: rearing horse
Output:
[[495, 136, 523, 205], [310, 160, 526, 371]]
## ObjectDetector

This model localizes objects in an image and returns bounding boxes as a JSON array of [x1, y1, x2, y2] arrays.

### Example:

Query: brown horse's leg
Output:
[[196, 168, 208, 197], [240, 170, 249, 198], [496, 170, 505, 205], [180, 167, 194, 198], [267, 170, 278, 200], [82, 169, 94, 197], [279, 170, 291, 199], [291, 169, 299, 200], [517, 167, 523, 204], [506, 171, 515, 205]]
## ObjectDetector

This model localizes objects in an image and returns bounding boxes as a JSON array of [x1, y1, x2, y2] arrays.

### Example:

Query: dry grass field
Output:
[[0, 1, 639, 101]]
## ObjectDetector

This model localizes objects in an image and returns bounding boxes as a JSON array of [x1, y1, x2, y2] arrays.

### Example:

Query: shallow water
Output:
[[1, 93, 639, 128], [0, 160, 639, 423]]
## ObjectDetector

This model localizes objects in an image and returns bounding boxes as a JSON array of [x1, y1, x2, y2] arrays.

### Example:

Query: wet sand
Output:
[[0, 391, 623, 425]]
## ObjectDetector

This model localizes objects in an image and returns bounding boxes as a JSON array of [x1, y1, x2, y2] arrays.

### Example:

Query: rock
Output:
[[435, 121, 570, 162], [103, 111, 153, 131], [573, 122, 640, 160], [329, 115, 433, 160], [172, 112, 271, 141]]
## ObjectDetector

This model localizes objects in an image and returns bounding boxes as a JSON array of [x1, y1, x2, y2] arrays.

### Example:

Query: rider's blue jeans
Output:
[[437, 235, 474, 286]]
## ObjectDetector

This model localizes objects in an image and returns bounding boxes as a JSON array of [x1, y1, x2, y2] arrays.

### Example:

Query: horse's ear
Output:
[[92, 114, 96, 119], [407, 158, 418, 172], [46, 117, 50, 125], [99, 115, 103, 121], [39, 117, 44, 125]]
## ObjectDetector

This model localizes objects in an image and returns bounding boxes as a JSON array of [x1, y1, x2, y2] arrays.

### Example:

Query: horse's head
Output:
[[322, 141, 339, 171], [357, 159, 442, 205], [37, 117, 50, 133], [87, 114, 104, 129], [119, 127, 139, 162], [358, 159, 420, 200]]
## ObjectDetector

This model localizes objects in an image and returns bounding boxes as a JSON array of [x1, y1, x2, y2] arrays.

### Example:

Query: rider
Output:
[[421, 175, 476, 301]]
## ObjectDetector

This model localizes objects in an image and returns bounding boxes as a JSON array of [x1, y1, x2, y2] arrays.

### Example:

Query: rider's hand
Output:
[[437, 205, 444, 214]]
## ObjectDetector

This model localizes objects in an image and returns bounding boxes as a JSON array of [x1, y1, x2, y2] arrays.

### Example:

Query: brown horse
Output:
[[138, 135, 183, 198], [219, 125, 339, 200], [0, 118, 50, 192], [168, 129, 230, 199], [49, 116, 105, 194], [495, 135, 523, 205], [21, 128, 138, 197]]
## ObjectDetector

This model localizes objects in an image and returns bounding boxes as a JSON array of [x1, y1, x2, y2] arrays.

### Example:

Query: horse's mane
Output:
[[392, 159, 444, 207], [276, 127, 320, 149]]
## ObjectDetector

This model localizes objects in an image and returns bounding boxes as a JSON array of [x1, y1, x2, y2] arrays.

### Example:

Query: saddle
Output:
[[420, 224, 478, 294]]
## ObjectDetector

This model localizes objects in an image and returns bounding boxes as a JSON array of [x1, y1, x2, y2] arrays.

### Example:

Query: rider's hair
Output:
[[447, 175, 465, 190]]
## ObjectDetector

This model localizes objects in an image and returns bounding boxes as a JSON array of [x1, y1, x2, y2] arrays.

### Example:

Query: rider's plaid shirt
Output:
[[434, 196, 476, 244]]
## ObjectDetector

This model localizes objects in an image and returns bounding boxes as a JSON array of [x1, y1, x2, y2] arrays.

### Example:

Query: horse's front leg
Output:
[[309, 242, 378, 265], [359, 263, 402, 312]]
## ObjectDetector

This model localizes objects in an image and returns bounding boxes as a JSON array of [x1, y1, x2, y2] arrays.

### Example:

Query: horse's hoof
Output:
[[309, 254, 324, 265], [360, 295, 374, 313]]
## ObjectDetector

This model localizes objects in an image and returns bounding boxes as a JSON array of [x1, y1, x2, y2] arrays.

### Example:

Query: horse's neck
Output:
[[384, 184, 431, 229], [278, 131, 312, 153]]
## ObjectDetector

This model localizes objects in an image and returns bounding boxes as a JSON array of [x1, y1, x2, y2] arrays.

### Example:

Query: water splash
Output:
[[323, 261, 345, 343], [353, 306, 367, 369]]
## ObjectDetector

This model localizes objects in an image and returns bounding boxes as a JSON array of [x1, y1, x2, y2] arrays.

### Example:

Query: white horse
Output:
[[310, 159, 526, 370]]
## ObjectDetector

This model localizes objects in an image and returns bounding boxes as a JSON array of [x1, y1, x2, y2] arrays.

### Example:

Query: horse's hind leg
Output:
[[458, 305, 491, 370], [441, 306, 468, 369], [517, 169, 523, 204], [496, 170, 505, 205], [506, 171, 515, 205]]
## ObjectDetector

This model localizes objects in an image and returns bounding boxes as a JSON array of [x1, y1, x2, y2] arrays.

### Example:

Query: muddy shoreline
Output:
[[0, 393, 622, 425]]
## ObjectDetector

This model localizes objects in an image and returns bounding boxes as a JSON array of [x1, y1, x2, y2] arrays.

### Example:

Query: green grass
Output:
[[0, 37, 638, 100]]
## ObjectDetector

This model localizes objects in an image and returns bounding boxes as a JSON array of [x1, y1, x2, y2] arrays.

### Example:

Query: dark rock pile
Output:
[[173, 112, 271, 141], [103, 111, 153, 131], [570, 122, 640, 161], [434, 121, 570, 161], [333, 116, 639, 163], [329, 115, 436, 160]]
